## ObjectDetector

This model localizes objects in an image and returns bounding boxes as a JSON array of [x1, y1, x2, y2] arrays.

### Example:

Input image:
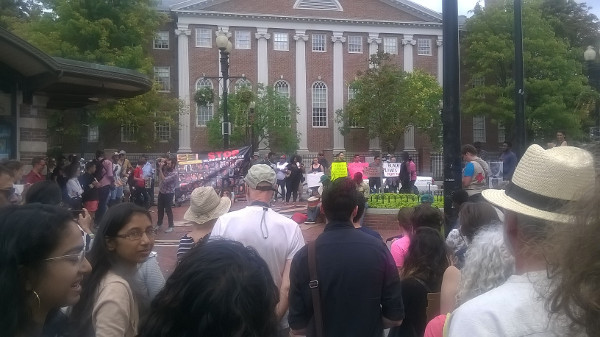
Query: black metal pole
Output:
[[514, 0, 526, 157], [220, 49, 230, 149], [442, 0, 462, 236], [249, 106, 256, 153]]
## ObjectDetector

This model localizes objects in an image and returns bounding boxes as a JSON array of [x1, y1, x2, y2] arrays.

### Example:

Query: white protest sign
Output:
[[383, 162, 402, 177], [306, 172, 324, 188]]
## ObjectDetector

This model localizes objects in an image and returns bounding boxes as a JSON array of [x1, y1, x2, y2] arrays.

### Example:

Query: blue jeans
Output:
[[110, 185, 124, 201]]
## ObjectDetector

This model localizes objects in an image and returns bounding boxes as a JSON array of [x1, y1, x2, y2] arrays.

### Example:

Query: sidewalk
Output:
[[148, 200, 399, 277]]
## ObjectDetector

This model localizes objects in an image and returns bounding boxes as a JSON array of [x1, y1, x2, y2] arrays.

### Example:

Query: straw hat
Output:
[[183, 187, 231, 225], [482, 144, 595, 223]]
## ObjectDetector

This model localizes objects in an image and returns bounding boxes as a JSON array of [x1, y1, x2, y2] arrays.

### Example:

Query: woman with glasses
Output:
[[70, 202, 156, 337], [0, 203, 91, 337]]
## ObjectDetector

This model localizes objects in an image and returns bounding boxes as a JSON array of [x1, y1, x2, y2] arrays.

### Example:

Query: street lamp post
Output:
[[248, 101, 256, 153], [584, 46, 600, 138], [216, 32, 233, 149]]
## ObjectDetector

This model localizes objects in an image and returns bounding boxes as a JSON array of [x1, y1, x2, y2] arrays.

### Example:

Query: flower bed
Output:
[[368, 193, 444, 209]]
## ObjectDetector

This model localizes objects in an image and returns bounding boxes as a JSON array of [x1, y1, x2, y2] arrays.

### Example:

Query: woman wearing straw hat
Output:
[[176, 187, 231, 261]]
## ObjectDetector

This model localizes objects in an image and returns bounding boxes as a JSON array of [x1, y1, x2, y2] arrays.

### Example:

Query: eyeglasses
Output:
[[44, 227, 87, 265], [113, 227, 158, 241]]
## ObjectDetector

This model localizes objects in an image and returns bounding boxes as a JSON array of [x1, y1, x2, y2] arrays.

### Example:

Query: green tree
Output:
[[206, 85, 299, 153], [336, 52, 442, 153], [7, 0, 179, 148], [540, 0, 600, 49], [462, 0, 594, 142]]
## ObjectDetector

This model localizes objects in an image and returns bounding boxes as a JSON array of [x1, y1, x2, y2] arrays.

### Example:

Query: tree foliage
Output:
[[539, 0, 600, 49], [462, 0, 594, 142], [336, 52, 442, 153], [206, 85, 299, 153], [5, 0, 179, 148]]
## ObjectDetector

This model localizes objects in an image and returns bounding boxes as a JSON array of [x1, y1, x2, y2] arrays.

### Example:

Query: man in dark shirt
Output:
[[499, 141, 518, 181], [289, 177, 404, 337]]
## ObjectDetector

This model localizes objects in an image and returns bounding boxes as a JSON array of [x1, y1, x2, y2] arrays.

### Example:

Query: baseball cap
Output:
[[119, 150, 126, 155], [245, 164, 277, 191]]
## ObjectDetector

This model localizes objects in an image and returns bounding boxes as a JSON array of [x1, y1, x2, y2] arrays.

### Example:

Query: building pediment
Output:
[[172, 0, 441, 23]]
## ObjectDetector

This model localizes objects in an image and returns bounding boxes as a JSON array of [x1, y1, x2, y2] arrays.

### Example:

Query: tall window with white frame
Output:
[[274, 80, 291, 121], [417, 38, 432, 56], [347, 86, 361, 128], [153, 31, 169, 49], [155, 122, 170, 142], [195, 28, 212, 47], [273, 32, 289, 51], [235, 30, 251, 49], [348, 36, 363, 53], [196, 78, 213, 127], [312, 82, 327, 127], [498, 123, 506, 143], [383, 37, 397, 54], [87, 125, 99, 142], [312, 33, 326, 52], [121, 123, 137, 143], [153, 66, 170, 92], [235, 78, 252, 92], [473, 116, 486, 143]]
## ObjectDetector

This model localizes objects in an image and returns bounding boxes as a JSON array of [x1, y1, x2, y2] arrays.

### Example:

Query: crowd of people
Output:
[[0, 142, 598, 337]]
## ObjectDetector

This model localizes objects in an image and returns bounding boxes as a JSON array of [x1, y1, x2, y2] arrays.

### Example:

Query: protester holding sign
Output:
[[330, 161, 348, 181]]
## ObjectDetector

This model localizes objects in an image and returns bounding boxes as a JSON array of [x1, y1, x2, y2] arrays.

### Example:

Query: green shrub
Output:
[[367, 193, 444, 209]]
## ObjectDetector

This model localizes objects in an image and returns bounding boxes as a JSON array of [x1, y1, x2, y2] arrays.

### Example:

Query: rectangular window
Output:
[[417, 38, 432, 56], [348, 36, 363, 53], [472, 77, 485, 87], [312, 85, 327, 127], [348, 88, 361, 128], [121, 123, 137, 143], [155, 122, 171, 142], [473, 116, 486, 143], [312, 33, 326, 52], [383, 37, 397, 54], [197, 105, 213, 127], [195, 28, 212, 47], [87, 125, 99, 142], [498, 123, 506, 143], [153, 31, 169, 49], [153, 66, 170, 92], [235, 30, 251, 49], [273, 32, 289, 51]]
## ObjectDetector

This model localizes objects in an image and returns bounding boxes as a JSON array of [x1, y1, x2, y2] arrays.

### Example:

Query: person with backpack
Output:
[[93, 150, 114, 224]]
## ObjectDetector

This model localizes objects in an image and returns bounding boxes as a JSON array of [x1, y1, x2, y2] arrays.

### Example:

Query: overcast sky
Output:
[[411, 0, 600, 18]]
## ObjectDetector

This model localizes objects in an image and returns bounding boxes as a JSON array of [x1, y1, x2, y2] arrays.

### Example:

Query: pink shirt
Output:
[[409, 161, 417, 181], [99, 159, 114, 187], [424, 314, 447, 337], [390, 235, 410, 267]]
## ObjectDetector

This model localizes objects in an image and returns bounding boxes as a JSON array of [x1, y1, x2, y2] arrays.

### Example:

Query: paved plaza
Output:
[[148, 200, 401, 277]]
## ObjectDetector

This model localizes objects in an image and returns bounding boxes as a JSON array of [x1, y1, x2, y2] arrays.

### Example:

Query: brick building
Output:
[[153, 0, 447, 167]]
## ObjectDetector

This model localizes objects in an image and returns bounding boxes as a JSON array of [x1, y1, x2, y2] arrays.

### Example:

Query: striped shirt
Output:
[[177, 233, 209, 261]]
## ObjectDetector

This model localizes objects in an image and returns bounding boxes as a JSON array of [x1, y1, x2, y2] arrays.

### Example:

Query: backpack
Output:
[[92, 158, 106, 182]]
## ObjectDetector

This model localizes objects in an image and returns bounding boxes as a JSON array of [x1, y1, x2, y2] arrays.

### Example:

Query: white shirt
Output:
[[66, 177, 84, 198], [448, 271, 570, 337], [276, 162, 288, 181], [210, 205, 305, 328]]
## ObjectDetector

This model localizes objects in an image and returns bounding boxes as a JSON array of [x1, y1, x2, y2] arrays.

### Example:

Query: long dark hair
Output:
[[70, 203, 152, 335], [0, 204, 73, 337], [402, 227, 449, 290], [139, 240, 279, 337]]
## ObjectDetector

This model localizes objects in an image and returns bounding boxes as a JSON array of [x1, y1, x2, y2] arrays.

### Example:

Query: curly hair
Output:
[[456, 222, 514, 306], [547, 184, 600, 336]]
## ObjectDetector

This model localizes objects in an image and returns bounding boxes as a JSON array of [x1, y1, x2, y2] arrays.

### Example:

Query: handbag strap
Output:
[[308, 241, 324, 337]]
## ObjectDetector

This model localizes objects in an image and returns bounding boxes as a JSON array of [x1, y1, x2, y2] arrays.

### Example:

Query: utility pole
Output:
[[514, 0, 526, 157], [442, 0, 462, 236]]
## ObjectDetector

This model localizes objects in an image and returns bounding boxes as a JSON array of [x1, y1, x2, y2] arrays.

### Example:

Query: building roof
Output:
[[0, 28, 153, 109], [170, 0, 441, 23]]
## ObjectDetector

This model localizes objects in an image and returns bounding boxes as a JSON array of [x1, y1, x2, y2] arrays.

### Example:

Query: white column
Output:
[[402, 35, 416, 152], [402, 34, 415, 72], [367, 34, 382, 152], [255, 29, 271, 86], [176, 25, 192, 153], [437, 36, 443, 85], [332, 32, 346, 153], [294, 31, 309, 152]]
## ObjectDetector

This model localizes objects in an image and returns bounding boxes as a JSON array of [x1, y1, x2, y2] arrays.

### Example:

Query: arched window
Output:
[[234, 78, 252, 92], [347, 85, 360, 128], [196, 78, 213, 126], [274, 80, 290, 98], [312, 81, 327, 127]]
